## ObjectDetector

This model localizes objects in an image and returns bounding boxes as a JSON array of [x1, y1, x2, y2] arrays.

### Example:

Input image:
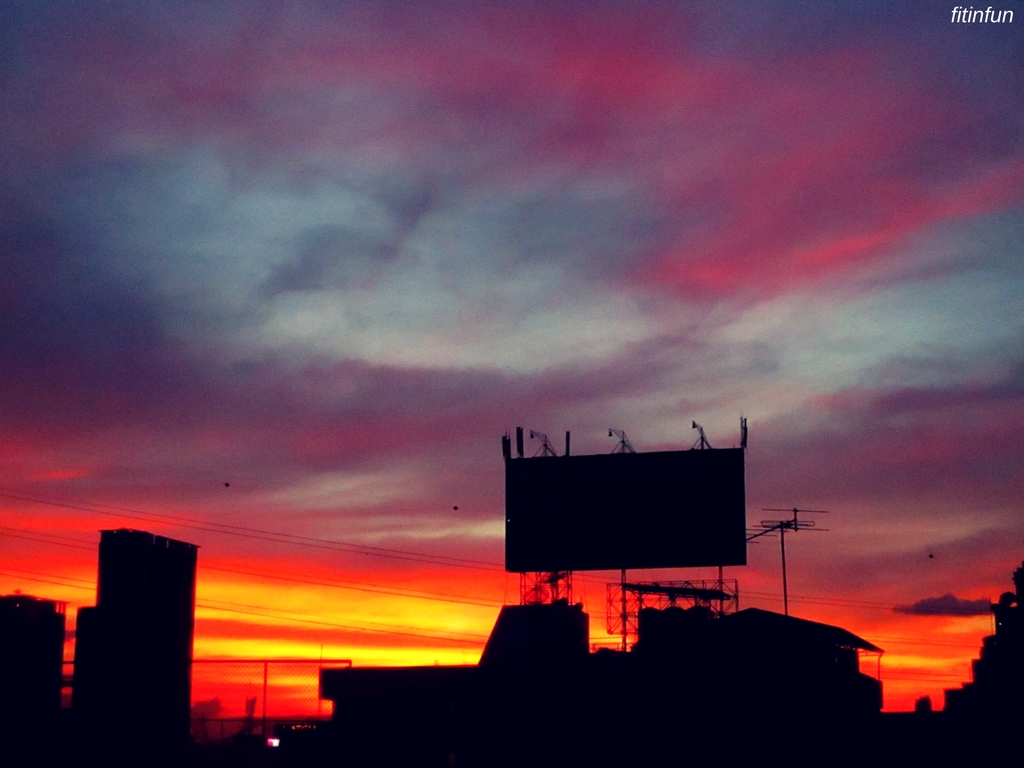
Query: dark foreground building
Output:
[[945, 561, 1024, 718], [0, 594, 66, 729], [319, 600, 882, 766], [73, 529, 198, 746]]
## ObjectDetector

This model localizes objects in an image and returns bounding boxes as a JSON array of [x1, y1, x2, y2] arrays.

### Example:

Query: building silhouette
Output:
[[73, 529, 198, 745], [945, 561, 1024, 718], [479, 600, 589, 665], [320, 601, 882, 766], [314, 432, 884, 765], [0, 594, 66, 730]]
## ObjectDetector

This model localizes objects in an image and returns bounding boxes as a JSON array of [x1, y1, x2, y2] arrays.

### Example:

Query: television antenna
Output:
[[692, 421, 712, 449], [529, 430, 558, 457], [608, 428, 636, 454], [747, 508, 829, 616]]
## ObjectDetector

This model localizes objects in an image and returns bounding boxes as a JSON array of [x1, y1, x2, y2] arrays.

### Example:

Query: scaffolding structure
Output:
[[520, 571, 573, 605], [606, 579, 739, 648]]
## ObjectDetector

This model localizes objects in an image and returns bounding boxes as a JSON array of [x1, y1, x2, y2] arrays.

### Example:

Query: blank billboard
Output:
[[505, 448, 746, 572]]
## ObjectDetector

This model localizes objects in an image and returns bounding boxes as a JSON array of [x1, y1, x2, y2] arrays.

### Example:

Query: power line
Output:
[[200, 563, 502, 608], [196, 603, 486, 645], [0, 566, 94, 587], [4, 524, 982, 625], [0, 524, 504, 609], [198, 597, 489, 642], [0, 487, 501, 565], [0, 528, 97, 551], [0, 568, 94, 592], [0, 567, 489, 646], [0, 522, 991, 630], [0, 504, 996, 646], [882, 672, 969, 680], [0, 488, 505, 571], [742, 589, 896, 609], [867, 635, 981, 649]]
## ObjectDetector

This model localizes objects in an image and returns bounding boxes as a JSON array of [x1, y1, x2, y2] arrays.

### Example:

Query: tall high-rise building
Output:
[[0, 594, 66, 729], [73, 529, 198, 745]]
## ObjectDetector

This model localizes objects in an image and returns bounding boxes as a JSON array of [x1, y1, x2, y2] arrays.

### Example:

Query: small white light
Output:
[[267, 738, 280, 747]]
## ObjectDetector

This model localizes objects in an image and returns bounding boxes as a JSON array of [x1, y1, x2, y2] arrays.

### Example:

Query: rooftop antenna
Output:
[[529, 430, 558, 457], [608, 428, 636, 454], [740, 416, 748, 449], [692, 421, 712, 450], [747, 508, 828, 616]]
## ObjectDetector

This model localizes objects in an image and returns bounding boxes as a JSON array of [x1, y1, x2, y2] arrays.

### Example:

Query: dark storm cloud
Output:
[[895, 594, 992, 616]]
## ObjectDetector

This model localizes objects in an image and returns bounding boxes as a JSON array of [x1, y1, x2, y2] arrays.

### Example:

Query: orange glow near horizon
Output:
[[0, 572, 995, 712], [0, 508, 1003, 713]]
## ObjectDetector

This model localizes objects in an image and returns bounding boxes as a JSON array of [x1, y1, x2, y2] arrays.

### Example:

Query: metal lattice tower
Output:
[[606, 578, 739, 648]]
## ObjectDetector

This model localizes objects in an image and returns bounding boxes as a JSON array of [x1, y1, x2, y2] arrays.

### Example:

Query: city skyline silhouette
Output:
[[1, 0, 1021, 726]]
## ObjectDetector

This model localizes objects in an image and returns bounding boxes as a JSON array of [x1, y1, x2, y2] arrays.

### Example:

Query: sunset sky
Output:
[[1, 1, 1022, 712]]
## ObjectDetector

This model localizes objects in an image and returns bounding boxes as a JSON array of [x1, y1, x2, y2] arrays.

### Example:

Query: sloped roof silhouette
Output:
[[717, 607, 882, 652]]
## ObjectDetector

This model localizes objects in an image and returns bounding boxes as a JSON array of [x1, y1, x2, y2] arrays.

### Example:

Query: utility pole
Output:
[[747, 508, 828, 616]]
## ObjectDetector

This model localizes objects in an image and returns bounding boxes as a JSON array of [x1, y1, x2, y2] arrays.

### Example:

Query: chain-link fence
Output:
[[61, 659, 351, 744], [190, 659, 351, 744], [191, 659, 332, 719]]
